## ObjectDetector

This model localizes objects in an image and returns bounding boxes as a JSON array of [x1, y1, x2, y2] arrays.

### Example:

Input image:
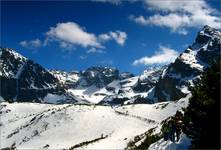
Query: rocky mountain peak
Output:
[[153, 25, 221, 102], [0, 47, 74, 103], [119, 72, 134, 80], [0, 47, 27, 78], [194, 25, 221, 45], [201, 25, 221, 36], [79, 66, 119, 88]]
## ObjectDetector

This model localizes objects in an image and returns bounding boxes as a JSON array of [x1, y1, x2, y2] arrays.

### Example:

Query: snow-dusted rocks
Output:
[[57, 66, 164, 105], [49, 70, 80, 88], [119, 72, 135, 80], [0, 48, 72, 103], [154, 25, 221, 102], [149, 133, 191, 150], [79, 66, 119, 88], [133, 66, 166, 93], [0, 47, 27, 78]]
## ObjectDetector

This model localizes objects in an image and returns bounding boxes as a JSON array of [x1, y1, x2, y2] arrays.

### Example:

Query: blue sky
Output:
[[1, 0, 220, 74]]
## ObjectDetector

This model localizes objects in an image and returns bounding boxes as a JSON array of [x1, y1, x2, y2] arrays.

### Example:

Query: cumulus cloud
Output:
[[80, 55, 87, 60], [19, 39, 42, 49], [109, 31, 127, 45], [46, 22, 127, 48], [98, 33, 112, 42], [130, 14, 190, 35], [130, 0, 221, 35], [20, 22, 127, 52], [92, 0, 140, 5], [59, 42, 75, 49], [92, 0, 122, 5], [46, 22, 102, 48], [132, 45, 178, 66], [98, 31, 127, 45], [144, 0, 207, 12], [86, 47, 106, 54]]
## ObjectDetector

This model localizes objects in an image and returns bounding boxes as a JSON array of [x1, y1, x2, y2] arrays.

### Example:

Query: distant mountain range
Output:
[[1, 25, 220, 105]]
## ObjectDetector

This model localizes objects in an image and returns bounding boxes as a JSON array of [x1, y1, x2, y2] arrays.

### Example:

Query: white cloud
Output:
[[92, 0, 139, 5], [98, 31, 127, 45], [59, 42, 74, 49], [129, 15, 148, 25], [132, 45, 178, 66], [80, 55, 87, 60], [98, 33, 112, 42], [45, 22, 127, 50], [20, 22, 127, 52], [86, 48, 105, 54], [130, 0, 221, 34], [46, 22, 102, 48], [109, 31, 127, 45], [92, 0, 122, 5], [144, 0, 210, 13], [19, 39, 42, 49], [130, 14, 190, 35]]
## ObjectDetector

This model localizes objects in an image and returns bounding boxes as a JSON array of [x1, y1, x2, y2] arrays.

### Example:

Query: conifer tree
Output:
[[183, 57, 220, 149]]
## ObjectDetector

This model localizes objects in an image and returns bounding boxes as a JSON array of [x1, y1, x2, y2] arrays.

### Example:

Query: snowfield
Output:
[[0, 95, 190, 149], [149, 133, 191, 150]]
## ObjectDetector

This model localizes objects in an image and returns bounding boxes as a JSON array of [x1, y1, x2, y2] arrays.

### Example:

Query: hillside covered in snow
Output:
[[0, 95, 190, 149]]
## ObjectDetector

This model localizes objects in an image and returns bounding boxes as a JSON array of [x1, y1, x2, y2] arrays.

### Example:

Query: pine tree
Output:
[[183, 57, 220, 149]]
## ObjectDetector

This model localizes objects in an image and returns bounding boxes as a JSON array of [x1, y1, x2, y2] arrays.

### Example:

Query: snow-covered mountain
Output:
[[153, 25, 221, 102], [1, 26, 220, 105], [0, 48, 75, 104], [51, 66, 164, 105], [52, 26, 220, 104], [0, 47, 163, 105]]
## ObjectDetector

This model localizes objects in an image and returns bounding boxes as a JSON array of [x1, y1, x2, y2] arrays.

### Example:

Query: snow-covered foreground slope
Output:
[[149, 133, 191, 150], [0, 95, 190, 149]]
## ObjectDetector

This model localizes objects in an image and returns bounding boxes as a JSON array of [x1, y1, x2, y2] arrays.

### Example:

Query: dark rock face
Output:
[[154, 57, 201, 102], [50, 70, 80, 89], [195, 32, 211, 44], [119, 72, 134, 80], [0, 78, 17, 101], [99, 94, 151, 105], [133, 66, 166, 92], [79, 67, 119, 88], [99, 96, 130, 105], [0, 47, 26, 78], [0, 48, 67, 102], [16, 60, 65, 102], [127, 95, 151, 104], [154, 26, 221, 102], [0, 48, 27, 101], [133, 79, 155, 92]]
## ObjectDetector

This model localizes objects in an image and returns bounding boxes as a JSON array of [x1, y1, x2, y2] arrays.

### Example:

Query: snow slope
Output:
[[68, 85, 112, 104], [68, 77, 147, 104], [149, 133, 191, 150], [0, 94, 190, 149]]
